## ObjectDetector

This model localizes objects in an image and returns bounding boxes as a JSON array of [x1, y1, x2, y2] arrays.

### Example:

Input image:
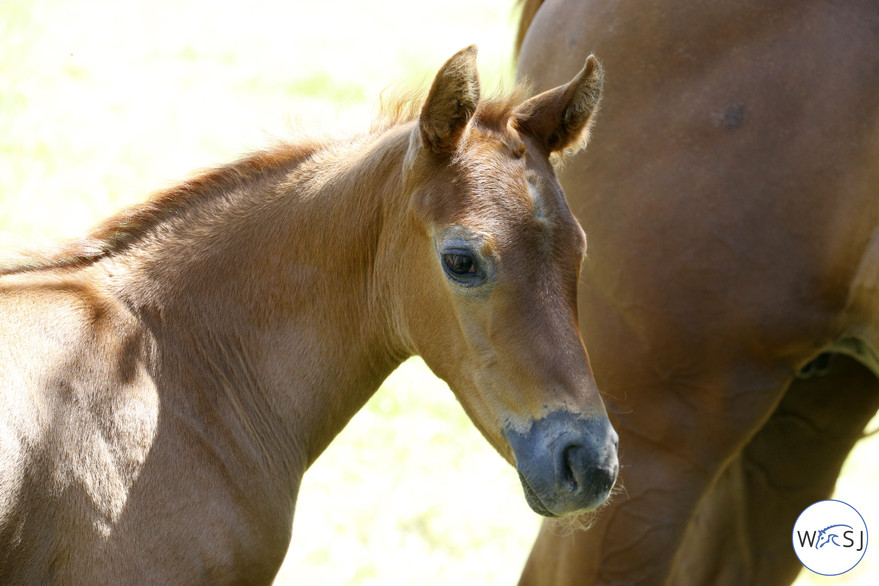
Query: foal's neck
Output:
[[106, 123, 416, 478]]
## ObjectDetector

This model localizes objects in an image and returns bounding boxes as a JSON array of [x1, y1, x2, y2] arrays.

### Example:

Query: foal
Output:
[[0, 47, 616, 583]]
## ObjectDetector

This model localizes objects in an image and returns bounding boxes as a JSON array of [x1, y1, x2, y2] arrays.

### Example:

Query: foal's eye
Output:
[[443, 252, 477, 276]]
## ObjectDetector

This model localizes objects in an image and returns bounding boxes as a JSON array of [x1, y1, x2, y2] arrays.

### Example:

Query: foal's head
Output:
[[397, 46, 617, 517]]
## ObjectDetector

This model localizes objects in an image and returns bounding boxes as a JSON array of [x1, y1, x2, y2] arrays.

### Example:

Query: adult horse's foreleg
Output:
[[669, 354, 879, 586], [519, 364, 791, 585], [520, 437, 711, 585]]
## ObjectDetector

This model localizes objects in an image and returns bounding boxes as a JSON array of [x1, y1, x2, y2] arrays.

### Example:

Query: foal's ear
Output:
[[417, 45, 480, 155], [513, 55, 604, 154]]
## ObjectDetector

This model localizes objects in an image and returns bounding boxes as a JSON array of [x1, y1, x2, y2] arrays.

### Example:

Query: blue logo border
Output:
[[792, 499, 869, 576]]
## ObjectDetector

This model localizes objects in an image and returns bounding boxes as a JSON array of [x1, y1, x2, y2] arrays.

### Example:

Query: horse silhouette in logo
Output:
[[816, 524, 854, 549]]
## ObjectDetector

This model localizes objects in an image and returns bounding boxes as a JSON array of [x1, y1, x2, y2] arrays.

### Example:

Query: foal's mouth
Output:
[[518, 471, 559, 518]]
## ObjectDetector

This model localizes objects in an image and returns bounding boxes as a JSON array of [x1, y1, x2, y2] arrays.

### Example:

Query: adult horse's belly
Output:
[[517, 0, 879, 584]]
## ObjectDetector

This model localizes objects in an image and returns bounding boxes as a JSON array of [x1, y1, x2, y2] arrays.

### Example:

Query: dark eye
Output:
[[443, 252, 477, 276]]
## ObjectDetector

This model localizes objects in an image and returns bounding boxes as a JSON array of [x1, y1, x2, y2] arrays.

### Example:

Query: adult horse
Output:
[[516, 1, 879, 584], [0, 47, 619, 583]]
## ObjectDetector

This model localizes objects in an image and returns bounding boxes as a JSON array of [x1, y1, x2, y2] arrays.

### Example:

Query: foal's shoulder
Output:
[[1, 269, 129, 340], [0, 268, 151, 398]]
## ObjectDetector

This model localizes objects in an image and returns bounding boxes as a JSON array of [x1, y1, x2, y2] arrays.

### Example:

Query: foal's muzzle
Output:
[[505, 411, 619, 517]]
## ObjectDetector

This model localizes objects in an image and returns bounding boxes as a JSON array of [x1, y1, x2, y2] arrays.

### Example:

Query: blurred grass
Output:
[[2, 1, 877, 584], [0, 0, 517, 245]]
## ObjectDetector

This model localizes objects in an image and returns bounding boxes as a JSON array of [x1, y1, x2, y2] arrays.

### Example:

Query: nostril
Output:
[[559, 442, 618, 498], [560, 444, 586, 493]]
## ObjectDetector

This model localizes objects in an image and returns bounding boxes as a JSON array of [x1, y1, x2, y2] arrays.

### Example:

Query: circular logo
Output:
[[793, 499, 868, 576]]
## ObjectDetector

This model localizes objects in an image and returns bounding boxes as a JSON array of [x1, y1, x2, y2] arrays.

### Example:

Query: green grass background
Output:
[[1, 1, 876, 584]]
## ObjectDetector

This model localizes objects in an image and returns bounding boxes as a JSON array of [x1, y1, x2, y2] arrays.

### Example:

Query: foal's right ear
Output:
[[415, 45, 480, 156], [513, 55, 604, 154]]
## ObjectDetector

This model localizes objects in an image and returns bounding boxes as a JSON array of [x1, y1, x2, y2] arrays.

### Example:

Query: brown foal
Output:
[[0, 46, 617, 583]]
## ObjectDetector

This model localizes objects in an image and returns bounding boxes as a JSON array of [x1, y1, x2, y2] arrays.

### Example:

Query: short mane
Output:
[[0, 88, 530, 278], [0, 143, 321, 277], [374, 86, 529, 132]]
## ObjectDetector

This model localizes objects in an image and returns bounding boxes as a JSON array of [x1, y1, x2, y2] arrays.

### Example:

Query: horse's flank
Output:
[[516, 1, 879, 584]]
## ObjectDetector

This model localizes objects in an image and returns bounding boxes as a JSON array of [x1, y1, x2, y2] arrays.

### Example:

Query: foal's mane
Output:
[[0, 87, 527, 278], [373, 86, 527, 132], [0, 143, 321, 277]]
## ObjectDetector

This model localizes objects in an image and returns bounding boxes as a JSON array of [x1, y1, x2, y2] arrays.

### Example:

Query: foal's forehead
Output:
[[457, 128, 558, 219], [457, 125, 585, 243]]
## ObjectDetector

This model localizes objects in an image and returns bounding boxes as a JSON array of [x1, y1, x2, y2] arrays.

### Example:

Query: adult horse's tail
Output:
[[515, 0, 545, 57]]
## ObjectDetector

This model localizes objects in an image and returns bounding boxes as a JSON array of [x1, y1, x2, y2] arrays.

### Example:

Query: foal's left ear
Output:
[[416, 45, 480, 156], [513, 55, 604, 154]]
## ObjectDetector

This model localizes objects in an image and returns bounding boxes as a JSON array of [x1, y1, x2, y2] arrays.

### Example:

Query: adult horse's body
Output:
[[516, 1, 879, 584], [0, 48, 619, 583]]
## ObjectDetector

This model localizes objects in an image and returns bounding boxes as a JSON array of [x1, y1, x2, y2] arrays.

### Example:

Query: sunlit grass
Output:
[[281, 360, 539, 585]]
